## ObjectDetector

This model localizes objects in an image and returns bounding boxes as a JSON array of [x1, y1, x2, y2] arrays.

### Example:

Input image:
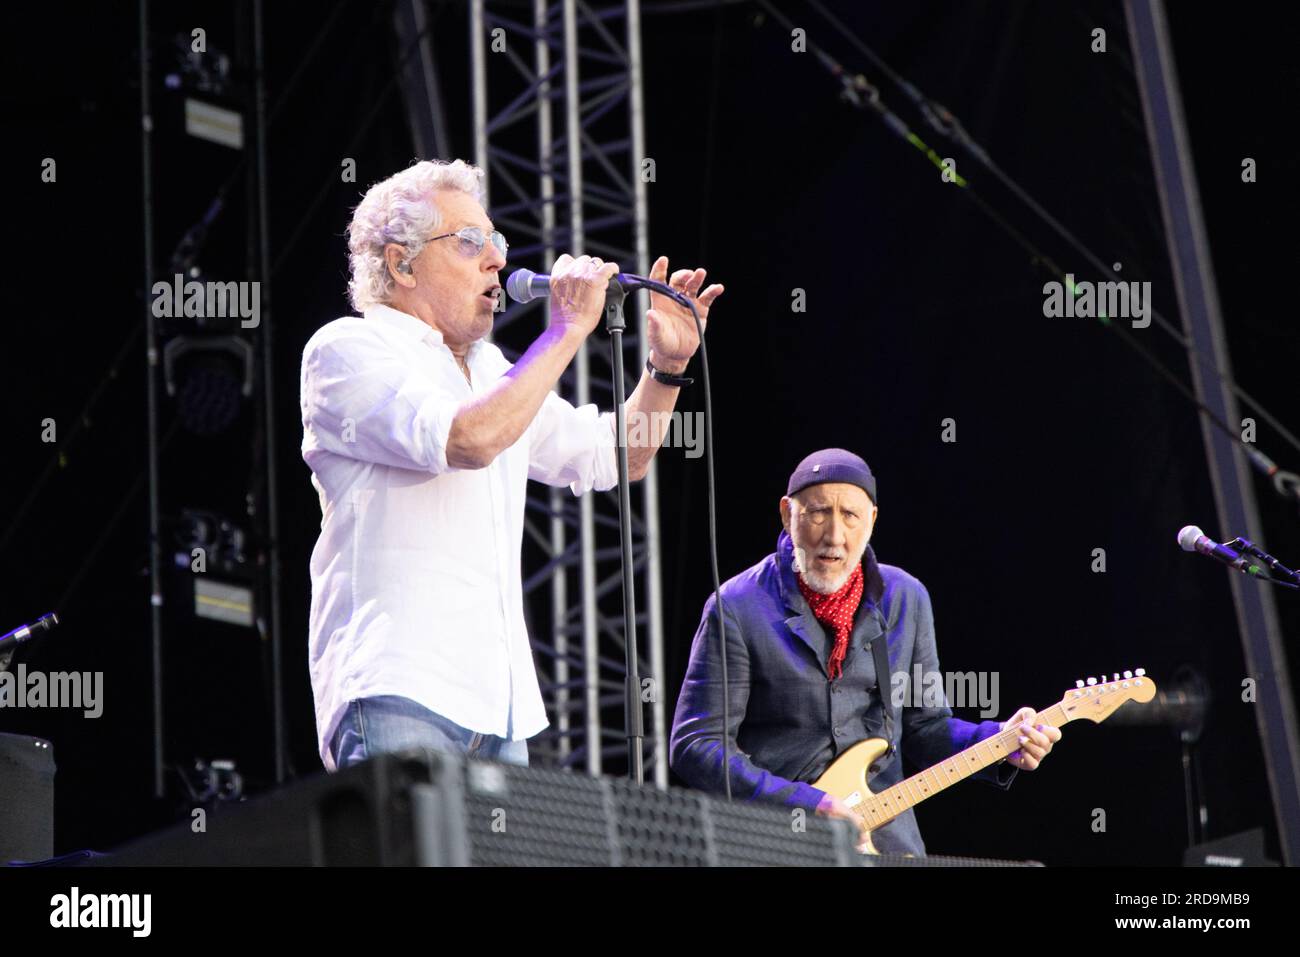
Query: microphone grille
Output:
[[505, 268, 537, 303], [1177, 525, 1204, 552]]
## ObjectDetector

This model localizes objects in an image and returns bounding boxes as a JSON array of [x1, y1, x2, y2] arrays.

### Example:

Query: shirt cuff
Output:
[[568, 409, 619, 495]]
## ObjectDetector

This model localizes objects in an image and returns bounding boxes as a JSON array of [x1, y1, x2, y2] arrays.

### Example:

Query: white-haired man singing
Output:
[[301, 159, 723, 771]]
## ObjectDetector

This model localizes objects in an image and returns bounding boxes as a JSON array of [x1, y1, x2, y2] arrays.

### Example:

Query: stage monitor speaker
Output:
[[86, 750, 455, 866], [1184, 828, 1279, 867], [457, 760, 856, 866], [84, 749, 1045, 867], [0, 733, 55, 863]]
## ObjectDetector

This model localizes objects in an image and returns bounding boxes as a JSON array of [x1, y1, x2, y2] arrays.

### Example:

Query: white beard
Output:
[[793, 537, 870, 594]]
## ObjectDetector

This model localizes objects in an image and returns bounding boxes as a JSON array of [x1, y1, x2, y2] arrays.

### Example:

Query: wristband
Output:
[[646, 357, 693, 387]]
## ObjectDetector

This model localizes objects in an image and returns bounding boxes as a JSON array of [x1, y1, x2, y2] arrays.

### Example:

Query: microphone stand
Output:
[[600, 275, 706, 786], [1227, 537, 1300, 589], [506, 267, 708, 785], [603, 276, 646, 783]]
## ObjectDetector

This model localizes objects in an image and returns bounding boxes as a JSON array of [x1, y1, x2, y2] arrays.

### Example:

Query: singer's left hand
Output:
[[645, 255, 724, 374], [1000, 707, 1061, 770]]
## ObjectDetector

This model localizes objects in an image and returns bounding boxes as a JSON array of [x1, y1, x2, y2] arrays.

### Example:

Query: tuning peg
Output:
[[1123, 670, 1133, 679], [1135, 668, 1145, 677], [1112, 673, 1119, 682], [1076, 679, 1085, 689], [1086, 677, 1097, 686]]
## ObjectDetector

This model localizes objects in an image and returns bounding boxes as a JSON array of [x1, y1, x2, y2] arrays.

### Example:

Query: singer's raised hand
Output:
[[646, 255, 724, 374]]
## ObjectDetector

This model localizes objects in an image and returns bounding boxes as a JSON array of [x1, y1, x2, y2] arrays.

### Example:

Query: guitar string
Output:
[[854, 698, 1098, 829]]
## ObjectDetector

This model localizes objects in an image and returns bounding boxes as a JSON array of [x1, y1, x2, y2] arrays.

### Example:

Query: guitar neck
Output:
[[855, 703, 1070, 832]]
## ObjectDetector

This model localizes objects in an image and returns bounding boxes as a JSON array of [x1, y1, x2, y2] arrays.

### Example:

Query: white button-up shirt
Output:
[[300, 303, 618, 769]]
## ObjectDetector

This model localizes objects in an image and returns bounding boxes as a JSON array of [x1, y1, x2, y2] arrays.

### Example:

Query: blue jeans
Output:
[[329, 695, 529, 770]]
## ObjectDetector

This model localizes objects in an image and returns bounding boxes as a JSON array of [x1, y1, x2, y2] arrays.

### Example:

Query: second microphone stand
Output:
[[1227, 537, 1300, 589]]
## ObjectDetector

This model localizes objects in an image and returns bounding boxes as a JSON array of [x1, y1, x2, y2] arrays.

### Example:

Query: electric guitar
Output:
[[811, 669, 1157, 853]]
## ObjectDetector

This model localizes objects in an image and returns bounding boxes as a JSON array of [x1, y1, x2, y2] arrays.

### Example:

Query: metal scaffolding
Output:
[[468, 0, 666, 785]]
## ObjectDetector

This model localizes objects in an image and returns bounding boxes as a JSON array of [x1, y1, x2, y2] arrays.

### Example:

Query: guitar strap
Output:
[[869, 633, 897, 762]]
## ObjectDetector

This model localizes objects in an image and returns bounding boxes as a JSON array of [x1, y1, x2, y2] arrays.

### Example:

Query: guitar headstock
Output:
[[1058, 669, 1156, 723]]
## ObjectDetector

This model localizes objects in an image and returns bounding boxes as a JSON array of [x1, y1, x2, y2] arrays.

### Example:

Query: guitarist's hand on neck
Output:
[[1001, 706, 1062, 771]]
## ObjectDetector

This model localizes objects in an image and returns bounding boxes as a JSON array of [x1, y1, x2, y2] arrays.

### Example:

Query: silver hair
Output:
[[346, 158, 486, 312]]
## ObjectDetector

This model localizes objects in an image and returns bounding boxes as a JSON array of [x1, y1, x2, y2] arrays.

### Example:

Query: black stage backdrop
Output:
[[3, 0, 1296, 866]]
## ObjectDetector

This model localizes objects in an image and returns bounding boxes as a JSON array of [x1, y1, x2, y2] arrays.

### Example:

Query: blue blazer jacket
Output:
[[669, 530, 1015, 855]]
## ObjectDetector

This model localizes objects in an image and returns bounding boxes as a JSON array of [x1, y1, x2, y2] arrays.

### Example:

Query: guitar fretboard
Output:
[[854, 703, 1070, 831]]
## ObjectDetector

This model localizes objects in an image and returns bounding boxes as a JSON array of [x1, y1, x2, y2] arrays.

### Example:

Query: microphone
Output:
[[1177, 526, 1272, 579], [0, 611, 60, 652], [506, 268, 677, 305], [505, 268, 556, 303], [0, 612, 59, 671]]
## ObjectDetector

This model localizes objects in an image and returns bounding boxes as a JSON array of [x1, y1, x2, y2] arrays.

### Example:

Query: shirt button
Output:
[[833, 726, 843, 736]]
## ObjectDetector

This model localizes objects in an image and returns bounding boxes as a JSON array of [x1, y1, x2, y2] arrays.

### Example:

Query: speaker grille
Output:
[[463, 762, 613, 866], [0, 734, 55, 863]]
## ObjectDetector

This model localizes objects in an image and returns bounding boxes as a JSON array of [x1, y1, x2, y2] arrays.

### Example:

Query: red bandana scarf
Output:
[[796, 563, 865, 680]]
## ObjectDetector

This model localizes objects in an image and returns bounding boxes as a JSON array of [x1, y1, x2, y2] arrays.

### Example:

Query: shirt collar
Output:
[[776, 528, 885, 612], [365, 303, 445, 347], [364, 303, 490, 364]]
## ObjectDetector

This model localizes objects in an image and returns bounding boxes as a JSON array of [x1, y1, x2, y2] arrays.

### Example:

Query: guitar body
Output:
[[811, 736, 892, 854], [806, 669, 1155, 856]]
